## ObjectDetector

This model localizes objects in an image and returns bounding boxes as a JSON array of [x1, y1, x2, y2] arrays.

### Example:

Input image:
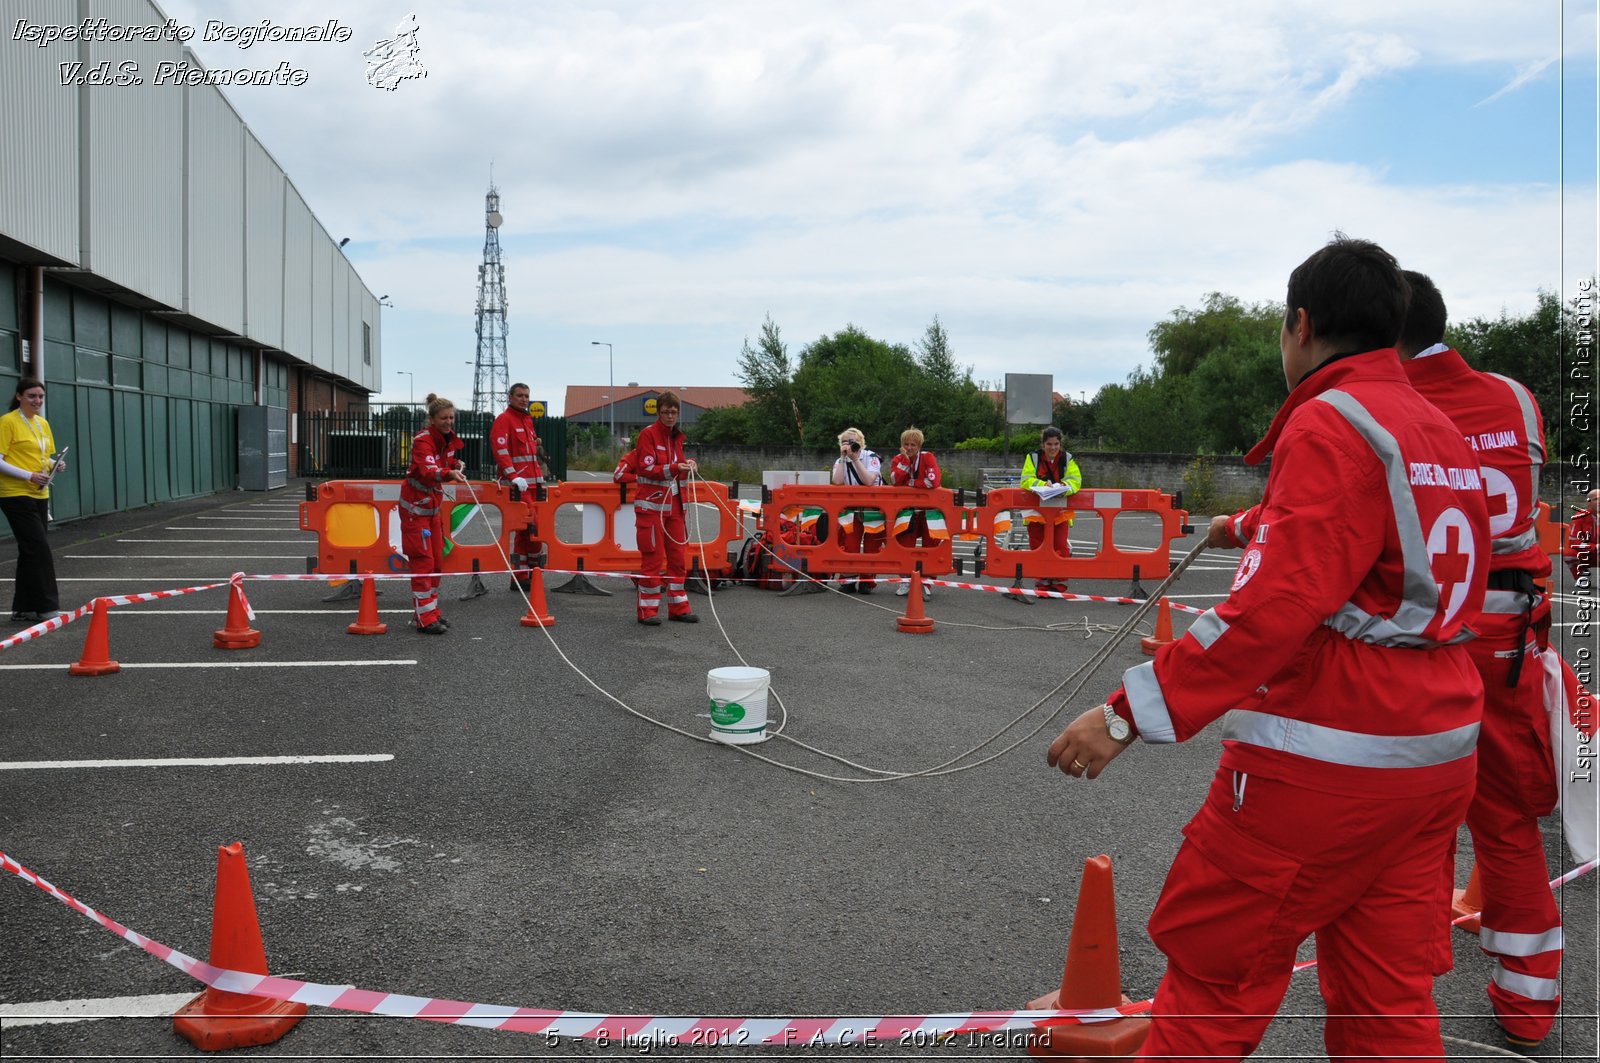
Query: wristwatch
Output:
[[1103, 703, 1134, 745]]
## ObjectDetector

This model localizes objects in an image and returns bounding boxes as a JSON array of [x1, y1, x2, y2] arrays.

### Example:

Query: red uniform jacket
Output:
[[490, 407, 541, 481], [612, 448, 637, 485], [633, 421, 688, 515], [399, 426, 464, 517], [1402, 346, 1548, 581], [1115, 349, 1491, 796], [887, 450, 941, 489]]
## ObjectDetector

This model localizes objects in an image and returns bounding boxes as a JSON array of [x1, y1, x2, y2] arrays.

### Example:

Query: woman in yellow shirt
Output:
[[0, 378, 65, 622]]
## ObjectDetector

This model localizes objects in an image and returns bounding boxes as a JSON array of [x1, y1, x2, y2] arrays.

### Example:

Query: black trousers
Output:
[[0, 495, 59, 614]]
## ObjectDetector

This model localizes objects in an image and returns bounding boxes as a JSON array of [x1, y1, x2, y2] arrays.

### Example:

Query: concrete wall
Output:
[[683, 444, 1585, 511]]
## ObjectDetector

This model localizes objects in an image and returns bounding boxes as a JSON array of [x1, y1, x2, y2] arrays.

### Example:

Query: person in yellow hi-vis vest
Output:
[[887, 426, 946, 598], [1019, 426, 1081, 593], [0, 378, 67, 622], [830, 426, 884, 593]]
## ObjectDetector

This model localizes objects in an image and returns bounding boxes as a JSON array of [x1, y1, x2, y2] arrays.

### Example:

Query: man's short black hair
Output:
[[1284, 235, 1409, 352], [1397, 270, 1448, 355]]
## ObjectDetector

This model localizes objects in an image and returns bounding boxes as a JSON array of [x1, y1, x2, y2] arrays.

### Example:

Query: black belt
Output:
[[1486, 569, 1539, 593], [1485, 569, 1541, 686]]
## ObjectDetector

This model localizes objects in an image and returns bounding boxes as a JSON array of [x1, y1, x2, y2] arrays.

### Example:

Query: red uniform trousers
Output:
[[401, 512, 444, 626], [1139, 768, 1472, 1063], [895, 511, 933, 549], [636, 505, 691, 620], [1464, 602, 1561, 1041], [839, 512, 885, 590]]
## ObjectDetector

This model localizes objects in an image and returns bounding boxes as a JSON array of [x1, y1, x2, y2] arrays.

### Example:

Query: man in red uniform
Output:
[[1048, 238, 1490, 1061], [1397, 271, 1562, 1049], [400, 394, 467, 633], [490, 382, 544, 590], [632, 392, 699, 625]]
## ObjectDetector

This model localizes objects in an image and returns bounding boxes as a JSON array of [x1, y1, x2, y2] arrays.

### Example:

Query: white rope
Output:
[[460, 473, 1206, 784]]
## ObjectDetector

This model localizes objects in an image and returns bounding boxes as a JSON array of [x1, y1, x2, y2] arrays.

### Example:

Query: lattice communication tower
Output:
[[470, 185, 509, 414]]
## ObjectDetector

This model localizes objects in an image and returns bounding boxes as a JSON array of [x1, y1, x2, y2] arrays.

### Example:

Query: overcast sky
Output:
[[155, 1, 1598, 414]]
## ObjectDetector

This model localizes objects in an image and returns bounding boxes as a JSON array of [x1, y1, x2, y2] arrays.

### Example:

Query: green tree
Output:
[[687, 403, 754, 445], [735, 315, 803, 445]]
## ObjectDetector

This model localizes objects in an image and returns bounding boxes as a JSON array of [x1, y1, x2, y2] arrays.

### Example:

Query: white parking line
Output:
[[0, 661, 417, 671], [195, 516, 299, 521], [0, 754, 394, 771], [121, 539, 310, 544], [108, 608, 412, 615], [66, 555, 308, 560], [0, 993, 198, 1027]]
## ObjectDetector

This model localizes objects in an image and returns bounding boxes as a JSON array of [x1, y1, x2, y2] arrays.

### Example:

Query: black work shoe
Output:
[[436, 617, 450, 631], [638, 615, 662, 626], [11, 611, 37, 623], [669, 613, 700, 623], [415, 620, 448, 635], [1499, 1024, 1544, 1053]]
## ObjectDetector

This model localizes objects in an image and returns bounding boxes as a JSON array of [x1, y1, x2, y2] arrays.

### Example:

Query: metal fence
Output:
[[297, 408, 568, 481]]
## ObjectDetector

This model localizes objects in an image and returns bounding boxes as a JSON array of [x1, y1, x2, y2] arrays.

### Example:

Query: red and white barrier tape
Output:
[[3, 847, 1593, 1039], [0, 581, 230, 652], [0, 848, 1148, 1044]]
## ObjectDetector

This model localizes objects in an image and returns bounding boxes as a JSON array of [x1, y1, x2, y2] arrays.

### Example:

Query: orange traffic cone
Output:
[[173, 842, 307, 1050], [69, 598, 120, 677], [896, 571, 935, 634], [1139, 597, 1175, 655], [1026, 854, 1150, 1059], [520, 568, 556, 628], [346, 577, 387, 636], [1451, 860, 1483, 934], [213, 581, 261, 650]]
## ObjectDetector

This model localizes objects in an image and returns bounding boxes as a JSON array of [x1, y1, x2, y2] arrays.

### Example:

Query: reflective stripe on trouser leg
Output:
[[412, 588, 439, 626], [666, 579, 690, 617], [637, 582, 661, 619], [1492, 965, 1559, 1001], [1469, 630, 1562, 1040]]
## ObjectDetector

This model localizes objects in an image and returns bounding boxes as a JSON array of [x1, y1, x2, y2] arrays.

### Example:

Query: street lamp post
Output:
[[396, 370, 415, 428], [591, 341, 614, 441]]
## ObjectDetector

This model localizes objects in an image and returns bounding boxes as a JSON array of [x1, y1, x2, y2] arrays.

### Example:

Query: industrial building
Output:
[[0, 0, 380, 525]]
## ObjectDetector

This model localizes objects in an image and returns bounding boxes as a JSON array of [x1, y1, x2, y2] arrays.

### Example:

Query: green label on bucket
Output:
[[710, 698, 745, 727]]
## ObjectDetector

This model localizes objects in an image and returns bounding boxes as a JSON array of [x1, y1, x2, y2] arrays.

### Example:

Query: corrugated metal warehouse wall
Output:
[[0, 0, 383, 523]]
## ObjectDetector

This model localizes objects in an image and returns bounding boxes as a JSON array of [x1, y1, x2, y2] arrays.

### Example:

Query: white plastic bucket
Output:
[[706, 666, 770, 745]]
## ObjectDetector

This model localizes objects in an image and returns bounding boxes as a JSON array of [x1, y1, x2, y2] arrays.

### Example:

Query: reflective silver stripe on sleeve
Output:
[[1222, 710, 1478, 768], [1315, 390, 1441, 638], [1121, 661, 1177, 743], [636, 475, 673, 487], [398, 499, 438, 517], [404, 476, 434, 493], [1492, 526, 1539, 555], [1488, 373, 1547, 469], [1231, 513, 1246, 545], [1488, 373, 1546, 549], [509, 453, 535, 463], [1491, 964, 1560, 1001], [1187, 608, 1228, 649], [1481, 926, 1564, 958]]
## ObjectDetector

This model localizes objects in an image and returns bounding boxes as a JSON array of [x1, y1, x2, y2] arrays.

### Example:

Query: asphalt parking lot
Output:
[[0, 480, 1595, 1060]]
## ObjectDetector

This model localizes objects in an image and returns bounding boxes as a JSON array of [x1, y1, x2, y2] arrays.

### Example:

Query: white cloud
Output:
[[148, 0, 1596, 410]]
